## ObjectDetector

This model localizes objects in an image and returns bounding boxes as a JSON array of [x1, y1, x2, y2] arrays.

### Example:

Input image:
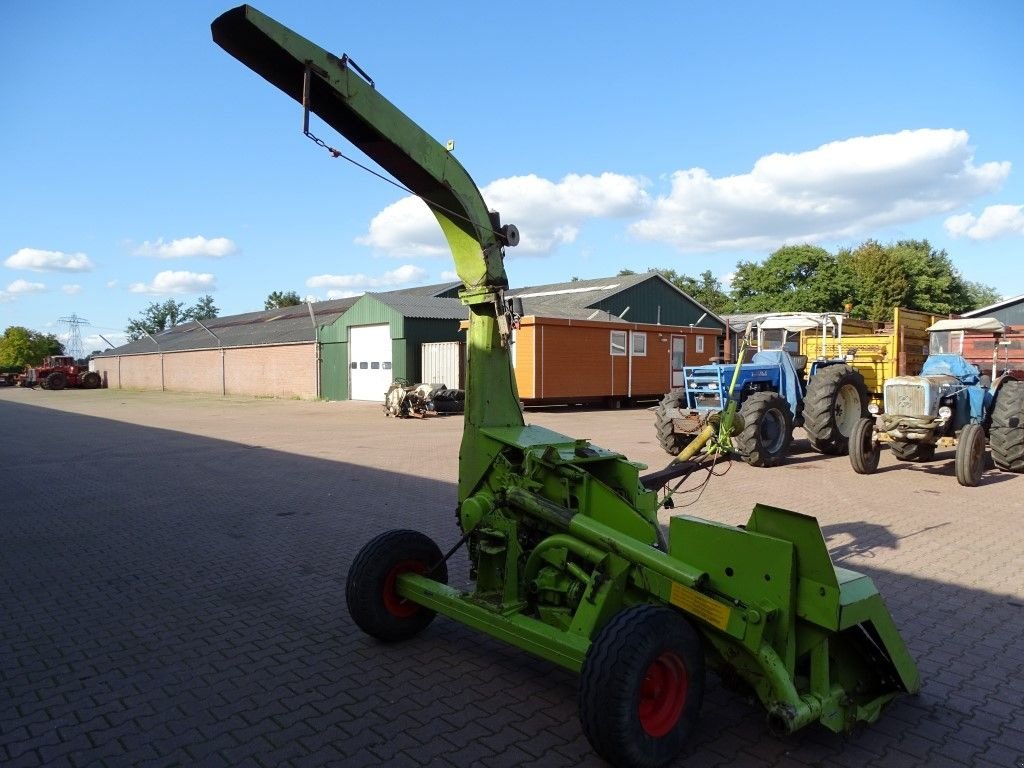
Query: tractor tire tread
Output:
[[654, 389, 688, 456], [736, 391, 793, 467], [990, 380, 1024, 472], [802, 365, 868, 455]]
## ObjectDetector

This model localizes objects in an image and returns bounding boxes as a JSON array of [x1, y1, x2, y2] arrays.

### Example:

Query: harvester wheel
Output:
[[889, 441, 936, 462], [849, 417, 880, 474], [989, 380, 1024, 472], [81, 371, 101, 389], [579, 604, 704, 768], [736, 392, 793, 467], [955, 423, 986, 487], [346, 529, 447, 642], [45, 372, 67, 390], [802, 365, 868, 455], [653, 390, 691, 456]]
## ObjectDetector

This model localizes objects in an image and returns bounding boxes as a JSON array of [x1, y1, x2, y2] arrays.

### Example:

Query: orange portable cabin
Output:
[[511, 316, 720, 405], [504, 273, 726, 406]]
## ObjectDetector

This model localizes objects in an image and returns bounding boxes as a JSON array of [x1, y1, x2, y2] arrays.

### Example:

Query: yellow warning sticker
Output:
[[669, 582, 731, 631]]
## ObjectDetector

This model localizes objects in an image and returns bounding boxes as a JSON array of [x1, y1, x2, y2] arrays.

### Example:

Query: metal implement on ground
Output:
[[849, 317, 1024, 486], [212, 7, 919, 766]]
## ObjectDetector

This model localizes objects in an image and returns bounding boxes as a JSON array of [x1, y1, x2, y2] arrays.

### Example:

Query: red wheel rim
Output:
[[638, 651, 688, 737], [382, 560, 427, 618]]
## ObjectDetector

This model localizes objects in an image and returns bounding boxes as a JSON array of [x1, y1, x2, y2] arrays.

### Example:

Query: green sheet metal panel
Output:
[[587, 276, 726, 330]]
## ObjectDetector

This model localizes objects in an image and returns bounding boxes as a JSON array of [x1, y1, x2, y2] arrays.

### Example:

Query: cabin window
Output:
[[696, 336, 705, 354], [610, 331, 627, 356], [631, 332, 647, 357]]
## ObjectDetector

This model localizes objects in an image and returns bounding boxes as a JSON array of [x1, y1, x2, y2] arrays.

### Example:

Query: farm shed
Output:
[[318, 292, 467, 401], [92, 298, 357, 399]]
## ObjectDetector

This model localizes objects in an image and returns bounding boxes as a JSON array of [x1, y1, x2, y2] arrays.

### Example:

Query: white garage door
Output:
[[349, 324, 394, 401]]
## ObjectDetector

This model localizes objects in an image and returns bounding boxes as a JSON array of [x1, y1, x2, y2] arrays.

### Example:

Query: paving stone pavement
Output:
[[1, 388, 1022, 767]]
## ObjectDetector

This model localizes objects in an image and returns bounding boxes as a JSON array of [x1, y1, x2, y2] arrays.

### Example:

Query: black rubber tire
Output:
[[849, 417, 880, 474], [579, 604, 704, 768], [654, 390, 692, 456], [736, 392, 793, 467], [990, 380, 1024, 472], [46, 372, 67, 391], [955, 423, 986, 487], [802, 365, 869, 456], [81, 371, 101, 389], [346, 529, 447, 642], [889, 440, 936, 462]]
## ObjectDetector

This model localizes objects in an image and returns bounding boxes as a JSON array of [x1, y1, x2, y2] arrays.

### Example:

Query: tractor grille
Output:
[[884, 382, 929, 416]]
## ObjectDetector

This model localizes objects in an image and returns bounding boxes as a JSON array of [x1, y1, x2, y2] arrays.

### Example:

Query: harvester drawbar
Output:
[[212, 7, 919, 766]]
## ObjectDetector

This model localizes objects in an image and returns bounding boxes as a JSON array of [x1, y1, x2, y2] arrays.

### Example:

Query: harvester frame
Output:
[[212, 8, 919, 766]]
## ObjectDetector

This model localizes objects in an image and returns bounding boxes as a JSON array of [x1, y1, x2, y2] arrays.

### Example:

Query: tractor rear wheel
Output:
[[579, 604, 704, 768], [849, 417, 880, 474], [654, 390, 691, 456], [45, 372, 67, 390], [990, 380, 1024, 472], [955, 423, 986, 487], [802, 365, 869, 455], [736, 392, 793, 467], [346, 529, 447, 642], [889, 440, 936, 462]]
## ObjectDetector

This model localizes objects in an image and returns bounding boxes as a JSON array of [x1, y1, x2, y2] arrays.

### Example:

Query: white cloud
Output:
[[133, 236, 238, 259], [5, 248, 94, 272], [85, 332, 127, 350], [128, 270, 216, 295], [944, 204, 1024, 240], [62, 284, 83, 295], [356, 173, 650, 257], [630, 128, 1010, 251], [440, 270, 460, 281], [106, 280, 119, 288], [306, 264, 428, 298], [1, 279, 47, 302]]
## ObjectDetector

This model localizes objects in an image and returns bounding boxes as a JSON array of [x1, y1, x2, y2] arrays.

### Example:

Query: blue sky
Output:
[[2, 1, 1022, 353]]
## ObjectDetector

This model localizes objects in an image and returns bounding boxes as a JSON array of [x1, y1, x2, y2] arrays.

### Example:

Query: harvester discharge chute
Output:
[[212, 7, 919, 766]]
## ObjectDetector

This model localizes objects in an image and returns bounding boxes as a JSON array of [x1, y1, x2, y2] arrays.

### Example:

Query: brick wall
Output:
[[94, 344, 317, 399]]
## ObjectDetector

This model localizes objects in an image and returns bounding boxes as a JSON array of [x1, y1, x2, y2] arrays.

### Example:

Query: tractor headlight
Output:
[[867, 403, 880, 415], [938, 405, 952, 419]]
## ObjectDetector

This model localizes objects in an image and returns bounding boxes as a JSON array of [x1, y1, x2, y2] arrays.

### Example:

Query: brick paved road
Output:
[[2, 388, 1022, 767]]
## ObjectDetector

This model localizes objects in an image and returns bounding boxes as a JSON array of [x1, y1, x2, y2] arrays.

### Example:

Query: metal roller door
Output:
[[349, 324, 393, 400]]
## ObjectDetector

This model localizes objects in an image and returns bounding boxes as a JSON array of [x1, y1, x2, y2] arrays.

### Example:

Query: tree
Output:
[[185, 294, 219, 321], [730, 245, 847, 313], [964, 281, 1002, 311], [265, 290, 302, 310], [126, 295, 219, 341], [0, 326, 64, 367]]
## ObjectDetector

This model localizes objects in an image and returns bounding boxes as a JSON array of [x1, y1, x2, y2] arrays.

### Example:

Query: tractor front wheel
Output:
[[653, 390, 691, 456], [579, 604, 704, 768], [45, 372, 67, 390], [849, 417, 880, 474], [81, 371, 101, 389], [955, 423, 986, 487], [802, 365, 869, 455], [736, 392, 793, 467], [890, 440, 936, 462], [990, 380, 1024, 472], [346, 529, 447, 642]]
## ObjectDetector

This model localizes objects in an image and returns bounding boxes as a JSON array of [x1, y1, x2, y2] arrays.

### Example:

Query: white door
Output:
[[349, 324, 393, 400], [671, 335, 686, 388]]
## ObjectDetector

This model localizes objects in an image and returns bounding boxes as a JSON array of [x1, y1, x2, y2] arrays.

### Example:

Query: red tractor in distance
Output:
[[24, 356, 102, 390]]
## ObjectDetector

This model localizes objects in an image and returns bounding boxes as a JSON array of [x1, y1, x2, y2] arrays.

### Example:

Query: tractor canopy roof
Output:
[[927, 317, 1005, 334], [757, 312, 844, 333]]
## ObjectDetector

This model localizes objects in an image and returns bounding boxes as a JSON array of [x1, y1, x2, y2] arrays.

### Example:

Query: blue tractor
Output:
[[849, 318, 1024, 486], [655, 313, 869, 466]]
